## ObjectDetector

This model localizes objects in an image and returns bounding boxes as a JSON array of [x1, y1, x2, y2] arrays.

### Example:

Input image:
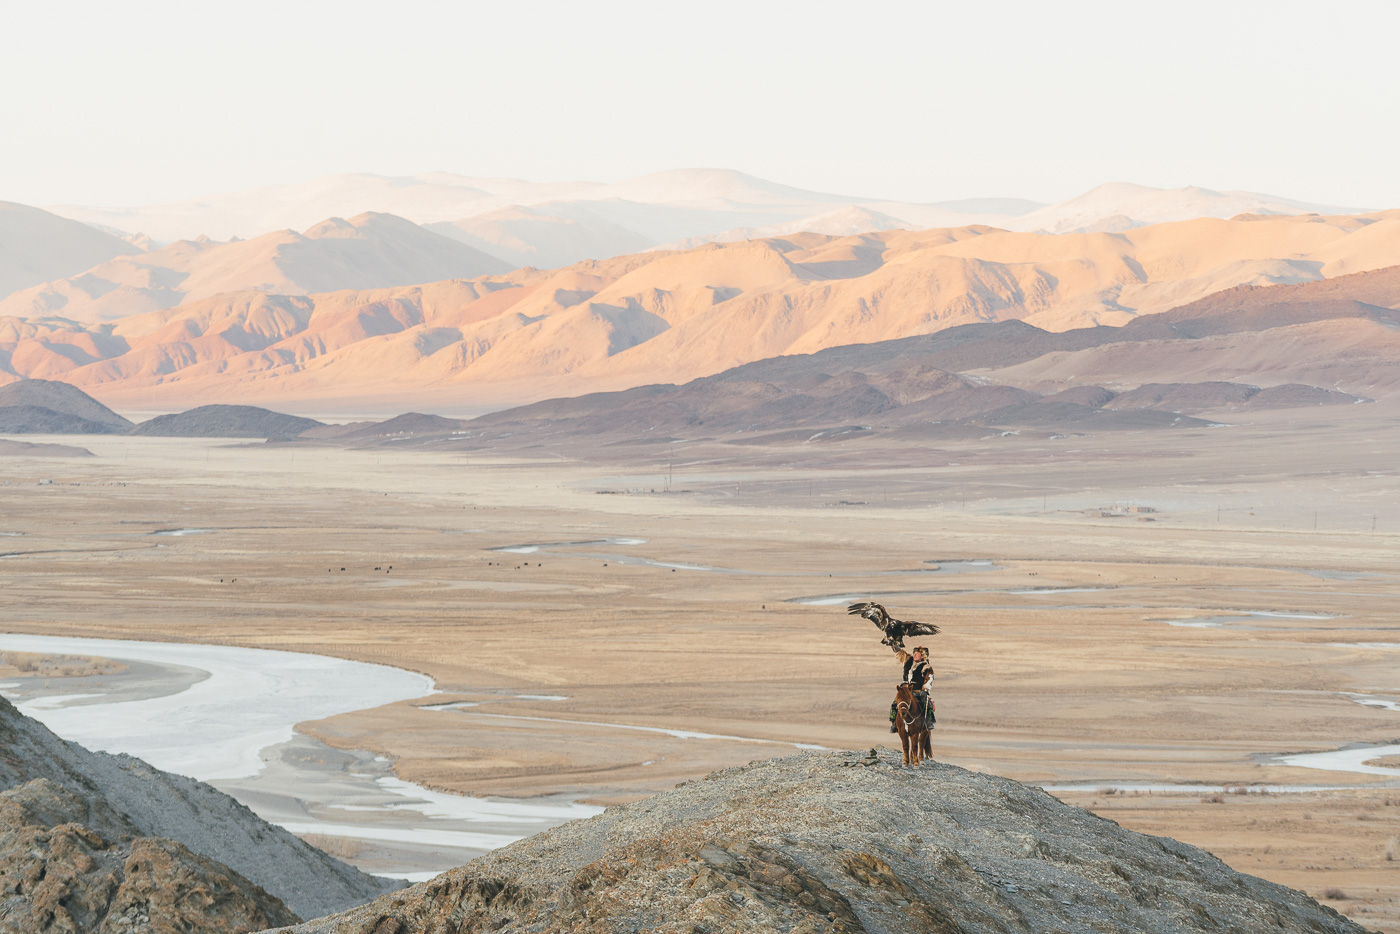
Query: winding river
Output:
[[0, 633, 601, 880]]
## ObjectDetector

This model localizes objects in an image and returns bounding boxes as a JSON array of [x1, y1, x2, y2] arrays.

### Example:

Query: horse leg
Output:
[[899, 724, 910, 765], [910, 729, 921, 766]]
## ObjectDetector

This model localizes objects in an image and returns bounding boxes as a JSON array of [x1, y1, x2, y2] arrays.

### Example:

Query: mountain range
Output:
[[42, 170, 1360, 272], [0, 212, 507, 324], [0, 201, 139, 298], [322, 268, 1395, 448], [1, 208, 1396, 413], [4, 265, 1392, 449]]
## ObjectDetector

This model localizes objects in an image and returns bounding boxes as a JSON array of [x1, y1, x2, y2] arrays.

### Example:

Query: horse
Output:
[[892, 682, 932, 766]]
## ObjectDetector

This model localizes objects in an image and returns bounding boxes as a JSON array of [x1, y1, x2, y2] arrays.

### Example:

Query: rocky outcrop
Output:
[[0, 694, 396, 919], [0, 379, 132, 434], [273, 749, 1368, 934], [0, 778, 299, 933], [129, 404, 324, 438]]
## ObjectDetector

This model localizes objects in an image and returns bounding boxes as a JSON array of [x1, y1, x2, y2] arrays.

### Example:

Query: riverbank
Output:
[[0, 634, 600, 879]]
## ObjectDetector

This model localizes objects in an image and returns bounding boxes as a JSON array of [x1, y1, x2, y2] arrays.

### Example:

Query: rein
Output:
[[896, 688, 919, 729]]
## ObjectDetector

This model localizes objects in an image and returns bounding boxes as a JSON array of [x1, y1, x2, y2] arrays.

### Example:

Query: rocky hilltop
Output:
[[0, 777, 298, 933], [0, 378, 133, 434], [272, 750, 1366, 934], [129, 403, 325, 438], [0, 694, 396, 921]]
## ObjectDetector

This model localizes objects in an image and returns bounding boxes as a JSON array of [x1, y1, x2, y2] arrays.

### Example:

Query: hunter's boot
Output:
[[888, 702, 897, 733]]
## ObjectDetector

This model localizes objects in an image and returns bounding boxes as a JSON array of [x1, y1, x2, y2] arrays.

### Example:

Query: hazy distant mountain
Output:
[[2, 212, 1395, 412], [1008, 182, 1360, 234], [86, 222, 159, 252], [427, 204, 656, 270], [46, 169, 852, 244], [577, 167, 861, 208], [44, 171, 1362, 275], [46, 173, 595, 243], [653, 206, 920, 251], [0, 202, 138, 297], [0, 212, 508, 323]]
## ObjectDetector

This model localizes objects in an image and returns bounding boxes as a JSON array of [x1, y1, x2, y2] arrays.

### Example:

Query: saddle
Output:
[[913, 689, 936, 728], [890, 684, 936, 730]]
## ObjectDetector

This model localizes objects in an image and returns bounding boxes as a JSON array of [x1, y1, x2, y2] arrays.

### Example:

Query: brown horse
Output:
[[893, 683, 931, 766]]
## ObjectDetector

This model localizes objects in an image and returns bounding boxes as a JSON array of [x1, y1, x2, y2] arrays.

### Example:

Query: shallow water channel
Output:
[[0, 634, 600, 881]]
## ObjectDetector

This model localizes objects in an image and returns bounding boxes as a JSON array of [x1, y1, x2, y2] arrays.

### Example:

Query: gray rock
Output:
[[0, 693, 397, 919], [0, 777, 300, 933], [271, 749, 1370, 934]]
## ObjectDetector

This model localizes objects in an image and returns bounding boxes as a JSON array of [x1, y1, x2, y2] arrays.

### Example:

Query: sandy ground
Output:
[[1, 404, 1399, 928]]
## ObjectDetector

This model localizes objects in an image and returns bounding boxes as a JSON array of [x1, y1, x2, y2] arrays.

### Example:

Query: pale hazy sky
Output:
[[4, 0, 1397, 208]]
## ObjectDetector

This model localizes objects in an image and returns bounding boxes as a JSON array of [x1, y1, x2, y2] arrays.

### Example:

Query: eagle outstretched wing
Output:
[[847, 601, 940, 646], [847, 601, 891, 630]]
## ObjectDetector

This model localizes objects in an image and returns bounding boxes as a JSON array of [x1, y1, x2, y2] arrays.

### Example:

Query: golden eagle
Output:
[[848, 601, 940, 651]]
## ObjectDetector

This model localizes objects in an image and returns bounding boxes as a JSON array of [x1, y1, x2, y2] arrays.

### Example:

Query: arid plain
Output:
[[2, 400, 1399, 929]]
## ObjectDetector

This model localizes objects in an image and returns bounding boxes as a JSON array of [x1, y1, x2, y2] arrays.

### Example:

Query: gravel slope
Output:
[[0, 693, 397, 919]]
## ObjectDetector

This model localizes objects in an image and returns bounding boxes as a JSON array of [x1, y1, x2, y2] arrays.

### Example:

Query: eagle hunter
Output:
[[848, 601, 940, 651]]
